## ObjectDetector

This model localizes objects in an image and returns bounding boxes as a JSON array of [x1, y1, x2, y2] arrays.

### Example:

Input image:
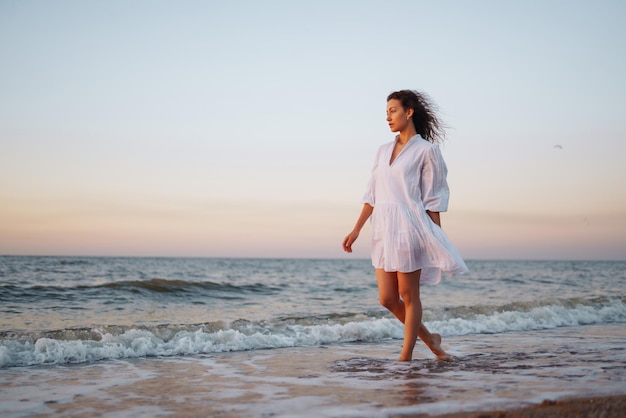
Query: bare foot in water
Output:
[[428, 333, 452, 361]]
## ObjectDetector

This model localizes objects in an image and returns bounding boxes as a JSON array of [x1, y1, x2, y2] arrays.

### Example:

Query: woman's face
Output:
[[386, 99, 412, 132]]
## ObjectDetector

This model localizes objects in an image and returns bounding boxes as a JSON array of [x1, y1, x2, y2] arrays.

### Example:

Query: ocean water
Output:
[[1, 257, 624, 367], [1, 257, 625, 417]]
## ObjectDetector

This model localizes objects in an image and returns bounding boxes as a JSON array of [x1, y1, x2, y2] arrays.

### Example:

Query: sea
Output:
[[1, 256, 625, 417]]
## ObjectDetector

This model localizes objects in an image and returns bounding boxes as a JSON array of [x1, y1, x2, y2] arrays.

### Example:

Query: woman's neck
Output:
[[398, 127, 417, 145]]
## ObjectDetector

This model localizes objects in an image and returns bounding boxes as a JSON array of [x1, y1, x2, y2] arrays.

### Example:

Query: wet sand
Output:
[[419, 395, 626, 418], [1, 324, 624, 417]]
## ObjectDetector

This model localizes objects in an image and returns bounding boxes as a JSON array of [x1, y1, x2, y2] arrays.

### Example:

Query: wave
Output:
[[0, 278, 282, 301], [101, 278, 282, 295], [1, 296, 624, 368], [428, 296, 625, 335]]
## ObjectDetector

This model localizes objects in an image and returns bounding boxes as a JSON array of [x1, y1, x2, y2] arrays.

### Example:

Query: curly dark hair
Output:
[[386, 90, 446, 143]]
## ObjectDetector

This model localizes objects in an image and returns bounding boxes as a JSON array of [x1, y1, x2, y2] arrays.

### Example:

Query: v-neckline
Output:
[[389, 135, 417, 166]]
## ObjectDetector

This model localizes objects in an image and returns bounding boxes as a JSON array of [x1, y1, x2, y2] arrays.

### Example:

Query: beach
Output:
[[1, 257, 624, 417], [2, 323, 624, 417], [422, 395, 626, 418], [429, 395, 626, 418]]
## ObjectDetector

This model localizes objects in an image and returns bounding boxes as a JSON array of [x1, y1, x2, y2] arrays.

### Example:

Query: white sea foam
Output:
[[0, 318, 403, 368], [1, 298, 624, 368], [432, 298, 626, 336]]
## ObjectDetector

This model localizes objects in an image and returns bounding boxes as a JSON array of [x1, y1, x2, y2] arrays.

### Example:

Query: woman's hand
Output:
[[342, 230, 360, 253], [342, 204, 373, 253]]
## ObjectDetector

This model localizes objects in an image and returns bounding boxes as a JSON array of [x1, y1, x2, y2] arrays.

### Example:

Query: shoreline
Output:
[[418, 394, 626, 418], [1, 324, 624, 417]]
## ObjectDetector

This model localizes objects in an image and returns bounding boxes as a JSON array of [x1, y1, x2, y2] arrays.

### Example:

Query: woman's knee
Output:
[[379, 295, 400, 310], [398, 287, 420, 305]]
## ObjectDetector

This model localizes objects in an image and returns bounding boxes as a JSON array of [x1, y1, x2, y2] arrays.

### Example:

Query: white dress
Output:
[[362, 134, 469, 284]]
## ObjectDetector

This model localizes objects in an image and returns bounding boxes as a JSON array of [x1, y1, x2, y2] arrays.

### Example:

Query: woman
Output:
[[342, 90, 468, 362]]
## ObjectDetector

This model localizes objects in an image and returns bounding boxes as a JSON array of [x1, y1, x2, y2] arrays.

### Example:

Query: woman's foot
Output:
[[428, 333, 452, 361], [397, 354, 412, 362]]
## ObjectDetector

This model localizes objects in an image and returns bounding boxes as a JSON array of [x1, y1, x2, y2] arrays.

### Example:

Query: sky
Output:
[[1, 0, 625, 260]]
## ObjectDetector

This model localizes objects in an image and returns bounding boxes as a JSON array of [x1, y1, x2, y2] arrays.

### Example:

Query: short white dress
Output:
[[362, 134, 469, 284]]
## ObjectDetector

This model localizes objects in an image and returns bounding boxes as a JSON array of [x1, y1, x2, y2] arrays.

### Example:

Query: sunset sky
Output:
[[1, 1, 625, 260]]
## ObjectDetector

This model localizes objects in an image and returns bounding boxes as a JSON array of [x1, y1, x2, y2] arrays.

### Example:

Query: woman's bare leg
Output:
[[375, 269, 403, 318], [396, 271, 421, 361], [417, 323, 451, 361], [375, 269, 450, 361]]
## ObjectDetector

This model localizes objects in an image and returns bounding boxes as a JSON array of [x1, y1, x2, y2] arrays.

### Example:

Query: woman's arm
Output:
[[342, 203, 374, 253]]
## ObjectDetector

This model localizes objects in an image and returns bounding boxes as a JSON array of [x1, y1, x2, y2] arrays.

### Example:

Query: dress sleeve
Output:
[[420, 144, 449, 212], [360, 147, 381, 206]]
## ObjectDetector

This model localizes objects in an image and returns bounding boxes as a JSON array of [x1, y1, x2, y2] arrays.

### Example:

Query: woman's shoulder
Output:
[[405, 135, 436, 154], [374, 138, 396, 154], [413, 134, 438, 148]]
